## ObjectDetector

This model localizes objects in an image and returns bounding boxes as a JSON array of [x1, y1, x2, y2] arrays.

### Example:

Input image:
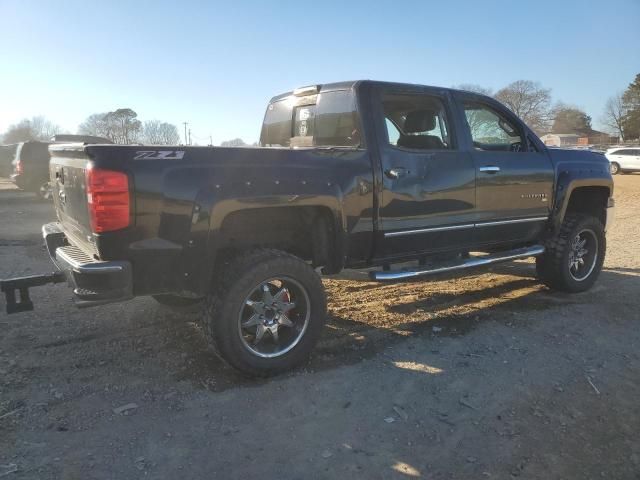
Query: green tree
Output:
[[551, 105, 592, 135], [621, 74, 640, 140]]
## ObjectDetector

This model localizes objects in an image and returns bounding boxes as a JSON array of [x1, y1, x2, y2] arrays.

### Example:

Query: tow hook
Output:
[[1, 272, 66, 314]]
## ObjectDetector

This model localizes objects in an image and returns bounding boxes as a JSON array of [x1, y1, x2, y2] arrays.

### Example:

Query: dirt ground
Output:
[[1, 175, 639, 479]]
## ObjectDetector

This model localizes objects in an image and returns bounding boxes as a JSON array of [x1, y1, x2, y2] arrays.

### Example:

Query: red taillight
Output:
[[85, 166, 130, 233], [15, 159, 23, 174]]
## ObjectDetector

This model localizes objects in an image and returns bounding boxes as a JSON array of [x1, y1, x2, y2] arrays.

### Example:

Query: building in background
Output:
[[540, 134, 580, 147]]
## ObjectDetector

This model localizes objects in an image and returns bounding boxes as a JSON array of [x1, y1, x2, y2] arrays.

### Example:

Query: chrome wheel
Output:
[[568, 229, 598, 281], [238, 277, 310, 358]]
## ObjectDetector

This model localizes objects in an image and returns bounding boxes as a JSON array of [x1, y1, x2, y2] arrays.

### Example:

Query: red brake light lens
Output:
[[85, 166, 130, 233]]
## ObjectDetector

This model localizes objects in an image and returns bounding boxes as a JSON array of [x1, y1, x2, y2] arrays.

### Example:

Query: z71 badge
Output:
[[134, 150, 185, 160]]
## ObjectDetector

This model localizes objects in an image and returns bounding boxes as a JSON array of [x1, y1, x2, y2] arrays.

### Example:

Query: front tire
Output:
[[536, 213, 605, 293], [203, 249, 327, 377]]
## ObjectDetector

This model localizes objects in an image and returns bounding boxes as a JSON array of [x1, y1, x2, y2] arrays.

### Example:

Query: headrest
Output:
[[404, 110, 437, 133]]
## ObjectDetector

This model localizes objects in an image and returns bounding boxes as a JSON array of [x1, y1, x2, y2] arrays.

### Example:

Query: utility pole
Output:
[[188, 129, 192, 146], [182, 122, 188, 145]]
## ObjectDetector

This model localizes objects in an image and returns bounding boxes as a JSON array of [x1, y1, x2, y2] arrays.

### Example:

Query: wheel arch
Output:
[[550, 174, 612, 236], [205, 204, 346, 290]]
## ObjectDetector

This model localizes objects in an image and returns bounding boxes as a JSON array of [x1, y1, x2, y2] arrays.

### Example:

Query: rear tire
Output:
[[203, 249, 327, 377], [610, 162, 620, 175], [536, 213, 605, 293], [36, 181, 52, 200]]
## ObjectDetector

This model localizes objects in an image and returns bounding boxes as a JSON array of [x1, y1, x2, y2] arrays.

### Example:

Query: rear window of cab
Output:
[[260, 90, 362, 148]]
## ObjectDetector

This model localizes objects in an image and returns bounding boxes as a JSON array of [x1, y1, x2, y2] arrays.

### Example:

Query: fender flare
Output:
[[549, 170, 612, 235]]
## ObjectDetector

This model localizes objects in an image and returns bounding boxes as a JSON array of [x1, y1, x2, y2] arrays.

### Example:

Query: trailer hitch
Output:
[[1, 272, 66, 314]]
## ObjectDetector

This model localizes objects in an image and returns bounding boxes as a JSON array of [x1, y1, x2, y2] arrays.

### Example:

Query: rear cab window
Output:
[[382, 93, 453, 150], [260, 89, 362, 148]]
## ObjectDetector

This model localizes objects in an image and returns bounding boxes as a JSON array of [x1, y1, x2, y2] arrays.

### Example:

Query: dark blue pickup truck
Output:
[[2, 81, 615, 376]]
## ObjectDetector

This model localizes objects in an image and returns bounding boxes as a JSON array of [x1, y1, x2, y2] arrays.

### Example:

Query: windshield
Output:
[[260, 90, 361, 148]]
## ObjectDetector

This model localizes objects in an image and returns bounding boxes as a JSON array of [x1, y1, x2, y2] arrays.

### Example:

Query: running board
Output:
[[369, 245, 545, 281]]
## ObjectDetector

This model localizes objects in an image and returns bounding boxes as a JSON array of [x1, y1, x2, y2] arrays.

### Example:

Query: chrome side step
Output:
[[369, 245, 545, 281]]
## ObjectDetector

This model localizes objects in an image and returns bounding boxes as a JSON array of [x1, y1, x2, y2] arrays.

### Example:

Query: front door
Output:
[[374, 87, 476, 258], [456, 95, 554, 245]]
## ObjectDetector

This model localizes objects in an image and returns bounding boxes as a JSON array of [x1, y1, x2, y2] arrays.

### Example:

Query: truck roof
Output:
[[268, 80, 492, 104]]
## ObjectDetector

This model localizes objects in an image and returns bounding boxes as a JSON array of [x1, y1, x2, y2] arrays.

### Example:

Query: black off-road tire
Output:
[[152, 294, 204, 313], [536, 213, 605, 293], [203, 249, 327, 377]]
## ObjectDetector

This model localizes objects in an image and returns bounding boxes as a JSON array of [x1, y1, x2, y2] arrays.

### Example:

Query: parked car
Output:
[[1, 80, 615, 376], [606, 147, 640, 174], [10, 141, 52, 197], [9, 136, 112, 198], [0, 144, 18, 178]]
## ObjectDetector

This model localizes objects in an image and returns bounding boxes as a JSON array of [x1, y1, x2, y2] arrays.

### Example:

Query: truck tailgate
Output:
[[49, 144, 98, 257]]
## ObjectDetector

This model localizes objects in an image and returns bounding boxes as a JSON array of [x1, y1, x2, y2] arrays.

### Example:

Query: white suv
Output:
[[606, 147, 640, 174]]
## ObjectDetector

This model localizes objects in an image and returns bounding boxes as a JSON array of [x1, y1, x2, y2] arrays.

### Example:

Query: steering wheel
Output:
[[510, 142, 522, 152]]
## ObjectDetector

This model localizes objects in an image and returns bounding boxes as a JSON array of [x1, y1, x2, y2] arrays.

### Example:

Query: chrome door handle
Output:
[[479, 166, 500, 174], [385, 167, 409, 179]]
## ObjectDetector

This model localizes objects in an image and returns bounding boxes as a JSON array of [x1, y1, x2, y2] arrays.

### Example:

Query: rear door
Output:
[[630, 149, 640, 169], [373, 85, 476, 258], [454, 93, 554, 245]]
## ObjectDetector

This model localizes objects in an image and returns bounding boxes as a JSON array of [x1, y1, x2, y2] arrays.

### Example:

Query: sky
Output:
[[1, 0, 639, 144]]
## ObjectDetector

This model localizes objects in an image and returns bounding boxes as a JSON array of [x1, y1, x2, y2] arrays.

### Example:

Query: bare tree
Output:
[[494, 80, 552, 134], [602, 93, 626, 141], [78, 109, 141, 144], [142, 120, 181, 145], [2, 116, 62, 143], [78, 113, 109, 138], [220, 138, 248, 147], [105, 109, 141, 144]]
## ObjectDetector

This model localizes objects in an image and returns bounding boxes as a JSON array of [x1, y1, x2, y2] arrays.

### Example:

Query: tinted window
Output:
[[260, 90, 361, 148], [382, 93, 452, 150], [261, 100, 292, 147], [463, 102, 525, 152]]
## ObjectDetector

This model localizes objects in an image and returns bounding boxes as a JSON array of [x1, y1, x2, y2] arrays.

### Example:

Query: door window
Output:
[[463, 102, 525, 152], [382, 94, 452, 150]]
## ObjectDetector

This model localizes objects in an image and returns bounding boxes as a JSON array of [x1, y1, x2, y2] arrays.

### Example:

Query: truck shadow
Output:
[[164, 264, 638, 391]]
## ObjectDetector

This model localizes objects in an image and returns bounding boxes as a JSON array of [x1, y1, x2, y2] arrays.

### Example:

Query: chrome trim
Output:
[[474, 216, 549, 228], [384, 223, 474, 238], [479, 166, 500, 173], [384, 216, 548, 237], [55, 247, 124, 274], [370, 245, 545, 281]]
